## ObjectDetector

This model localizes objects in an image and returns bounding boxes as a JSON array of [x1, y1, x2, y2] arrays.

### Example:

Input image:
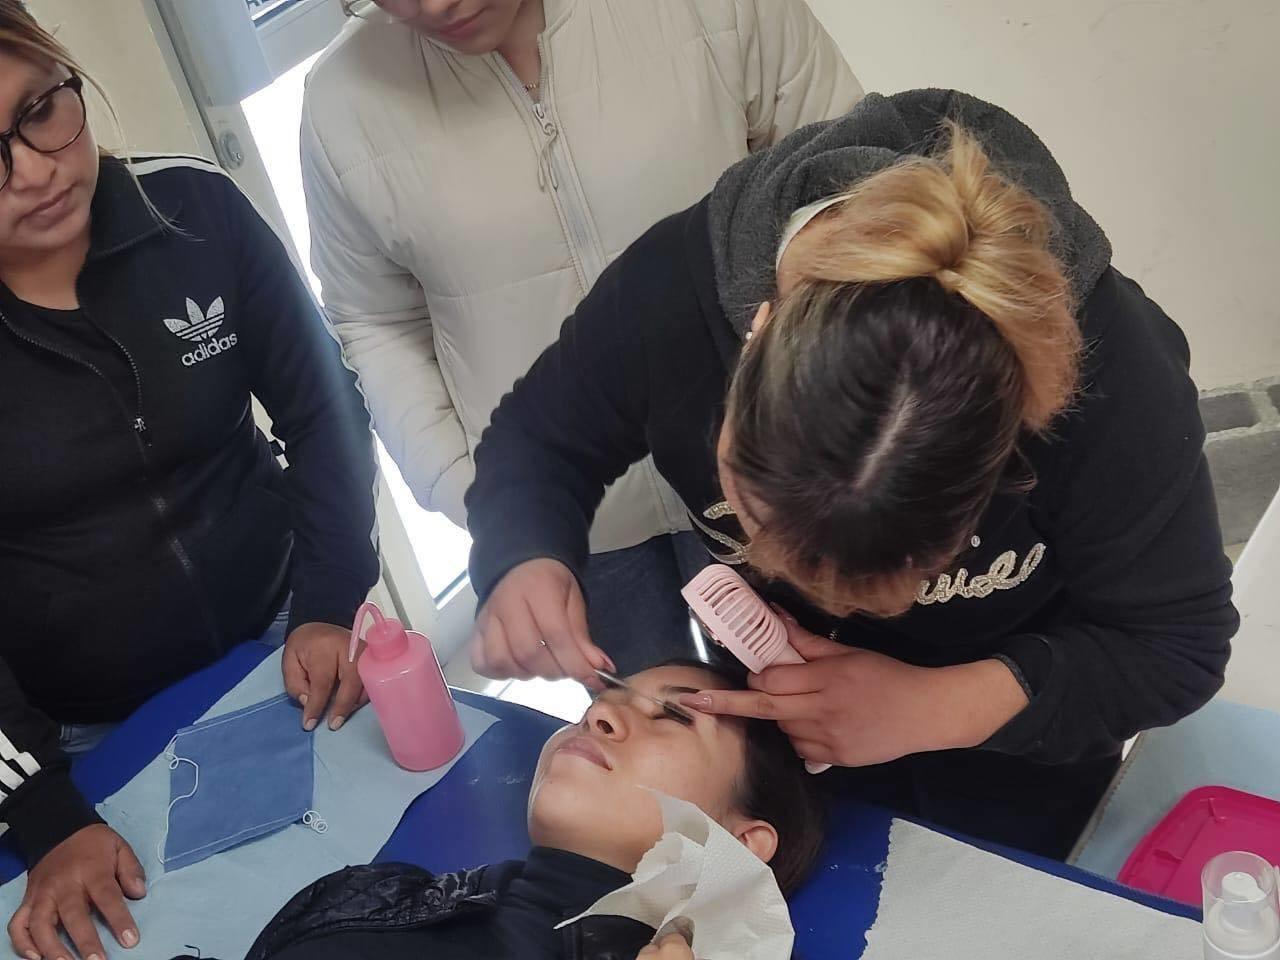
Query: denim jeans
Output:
[[258, 598, 292, 649], [58, 599, 292, 757], [580, 532, 713, 676], [59, 721, 119, 757]]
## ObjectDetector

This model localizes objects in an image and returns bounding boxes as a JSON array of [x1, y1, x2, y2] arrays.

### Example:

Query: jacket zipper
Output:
[[79, 285, 224, 649], [493, 44, 608, 293], [492, 43, 690, 535], [1, 296, 222, 650]]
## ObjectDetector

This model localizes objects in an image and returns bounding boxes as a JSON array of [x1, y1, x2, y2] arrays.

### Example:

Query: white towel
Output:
[[864, 819, 1201, 960]]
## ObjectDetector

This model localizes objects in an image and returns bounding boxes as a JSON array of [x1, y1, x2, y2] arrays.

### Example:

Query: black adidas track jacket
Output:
[[0, 155, 378, 865]]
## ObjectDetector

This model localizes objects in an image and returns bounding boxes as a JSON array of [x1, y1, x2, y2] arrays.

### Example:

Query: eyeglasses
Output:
[[0, 74, 88, 193]]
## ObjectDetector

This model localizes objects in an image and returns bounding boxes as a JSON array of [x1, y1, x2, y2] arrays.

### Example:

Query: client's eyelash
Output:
[[592, 675, 694, 726], [658, 703, 695, 726]]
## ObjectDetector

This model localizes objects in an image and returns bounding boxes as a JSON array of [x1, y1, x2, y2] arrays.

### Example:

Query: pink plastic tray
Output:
[[1118, 785, 1280, 906]]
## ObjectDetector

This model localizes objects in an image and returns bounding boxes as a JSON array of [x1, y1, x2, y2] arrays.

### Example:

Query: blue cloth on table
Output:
[[0, 648, 498, 960], [1073, 698, 1280, 879], [160, 693, 313, 871]]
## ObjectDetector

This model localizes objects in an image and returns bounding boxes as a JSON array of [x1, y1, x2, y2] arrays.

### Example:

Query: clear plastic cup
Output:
[[1202, 851, 1280, 960]]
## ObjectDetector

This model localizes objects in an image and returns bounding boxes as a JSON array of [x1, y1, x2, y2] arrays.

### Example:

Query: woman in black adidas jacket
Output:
[[0, 9, 377, 960], [466, 91, 1238, 861]]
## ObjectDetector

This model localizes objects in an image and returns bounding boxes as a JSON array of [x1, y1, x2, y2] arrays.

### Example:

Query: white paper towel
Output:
[[863, 819, 1201, 960], [557, 791, 794, 960]]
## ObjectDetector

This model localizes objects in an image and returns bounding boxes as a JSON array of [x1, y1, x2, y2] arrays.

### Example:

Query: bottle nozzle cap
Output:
[[1224, 872, 1266, 904], [351, 600, 409, 662]]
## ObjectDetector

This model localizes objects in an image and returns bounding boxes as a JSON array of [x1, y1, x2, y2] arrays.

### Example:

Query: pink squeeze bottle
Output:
[[348, 601, 464, 771]]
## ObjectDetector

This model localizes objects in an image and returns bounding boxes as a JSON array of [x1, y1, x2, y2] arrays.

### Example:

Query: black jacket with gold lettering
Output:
[[468, 91, 1237, 768]]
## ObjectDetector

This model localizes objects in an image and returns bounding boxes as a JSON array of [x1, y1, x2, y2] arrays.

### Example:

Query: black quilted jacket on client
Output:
[[176, 850, 656, 960]]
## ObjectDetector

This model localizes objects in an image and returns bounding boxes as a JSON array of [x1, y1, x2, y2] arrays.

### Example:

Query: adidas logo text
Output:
[[181, 333, 238, 367]]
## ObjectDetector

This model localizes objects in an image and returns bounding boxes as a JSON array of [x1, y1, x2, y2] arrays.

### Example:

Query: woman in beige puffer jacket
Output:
[[302, 0, 860, 673]]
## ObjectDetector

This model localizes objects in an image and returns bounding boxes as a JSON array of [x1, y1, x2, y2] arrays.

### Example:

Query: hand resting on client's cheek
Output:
[[679, 613, 1031, 769]]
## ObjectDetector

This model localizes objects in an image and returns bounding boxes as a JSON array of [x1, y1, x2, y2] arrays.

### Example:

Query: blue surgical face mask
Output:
[[159, 693, 322, 871]]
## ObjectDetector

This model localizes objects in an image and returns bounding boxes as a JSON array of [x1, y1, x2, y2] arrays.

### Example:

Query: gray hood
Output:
[[708, 89, 1112, 335]]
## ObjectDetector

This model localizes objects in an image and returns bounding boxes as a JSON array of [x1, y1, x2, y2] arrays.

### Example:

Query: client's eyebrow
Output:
[[660, 686, 702, 697]]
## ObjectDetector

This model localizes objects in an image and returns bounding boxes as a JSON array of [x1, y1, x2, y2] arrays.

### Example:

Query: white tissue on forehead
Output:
[[556, 791, 795, 960]]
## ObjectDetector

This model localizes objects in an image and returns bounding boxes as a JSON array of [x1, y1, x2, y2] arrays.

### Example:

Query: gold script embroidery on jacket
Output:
[[915, 543, 1047, 605], [689, 500, 748, 565]]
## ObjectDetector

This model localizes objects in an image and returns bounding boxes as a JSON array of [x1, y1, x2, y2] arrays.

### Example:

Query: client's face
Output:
[[528, 665, 770, 873]]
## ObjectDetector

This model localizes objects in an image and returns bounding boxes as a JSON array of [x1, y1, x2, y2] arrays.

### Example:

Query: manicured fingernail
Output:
[[123, 929, 139, 947], [24, 951, 38, 960], [602, 656, 617, 673], [298, 693, 309, 706], [678, 693, 713, 711], [304, 718, 318, 732], [89, 953, 103, 960], [329, 715, 345, 731]]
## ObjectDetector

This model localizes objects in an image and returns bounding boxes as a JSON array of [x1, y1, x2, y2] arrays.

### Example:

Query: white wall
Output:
[[808, 0, 1280, 390], [26, 0, 208, 157]]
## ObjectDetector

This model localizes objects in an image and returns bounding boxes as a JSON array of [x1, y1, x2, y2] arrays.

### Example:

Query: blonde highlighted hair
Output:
[[726, 124, 1081, 617], [783, 123, 1080, 431]]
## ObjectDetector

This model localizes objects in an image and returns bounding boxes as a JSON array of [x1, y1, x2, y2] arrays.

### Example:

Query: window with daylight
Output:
[[241, 54, 474, 603]]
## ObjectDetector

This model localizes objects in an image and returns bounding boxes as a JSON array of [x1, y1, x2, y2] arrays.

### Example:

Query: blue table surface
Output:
[[0, 643, 1197, 958]]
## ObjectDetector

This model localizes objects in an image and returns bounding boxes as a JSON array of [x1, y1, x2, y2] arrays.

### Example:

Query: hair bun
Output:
[[934, 267, 965, 296], [782, 123, 1081, 430]]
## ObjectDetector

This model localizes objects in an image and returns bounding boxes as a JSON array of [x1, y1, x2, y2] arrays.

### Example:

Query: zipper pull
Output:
[[532, 101, 557, 138], [532, 102, 560, 191], [134, 416, 153, 447]]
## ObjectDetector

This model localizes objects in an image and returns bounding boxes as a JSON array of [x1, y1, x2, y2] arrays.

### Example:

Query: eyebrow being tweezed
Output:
[[592, 675, 696, 726], [659, 685, 701, 698]]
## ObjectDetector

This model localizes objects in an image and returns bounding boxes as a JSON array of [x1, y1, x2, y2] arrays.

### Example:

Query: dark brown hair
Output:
[[725, 125, 1080, 616]]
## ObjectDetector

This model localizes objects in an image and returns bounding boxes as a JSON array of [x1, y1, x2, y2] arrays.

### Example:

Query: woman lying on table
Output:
[[0, 5, 379, 959], [218, 660, 823, 960], [464, 90, 1238, 860]]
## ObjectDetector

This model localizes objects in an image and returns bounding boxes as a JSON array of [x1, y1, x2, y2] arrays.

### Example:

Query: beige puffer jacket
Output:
[[301, 0, 860, 553]]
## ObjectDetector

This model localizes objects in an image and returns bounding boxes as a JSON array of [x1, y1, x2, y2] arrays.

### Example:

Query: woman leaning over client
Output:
[[465, 90, 1238, 860], [301, 0, 861, 673]]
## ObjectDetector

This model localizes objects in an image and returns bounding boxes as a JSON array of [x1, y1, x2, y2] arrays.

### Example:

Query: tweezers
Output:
[[592, 669, 696, 726]]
